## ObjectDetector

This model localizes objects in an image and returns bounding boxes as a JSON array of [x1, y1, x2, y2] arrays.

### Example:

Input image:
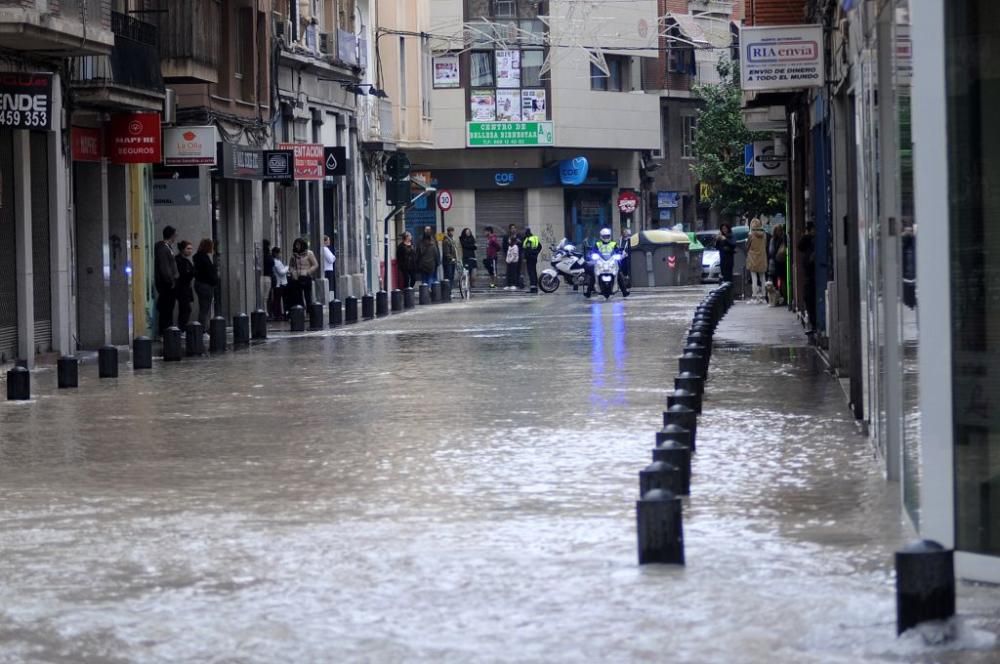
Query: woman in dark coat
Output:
[[174, 240, 196, 329], [193, 238, 219, 328], [459, 228, 477, 288], [396, 231, 417, 288], [715, 223, 737, 284]]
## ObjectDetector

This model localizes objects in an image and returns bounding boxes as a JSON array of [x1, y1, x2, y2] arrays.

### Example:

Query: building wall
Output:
[[378, 0, 433, 148], [745, 0, 805, 26]]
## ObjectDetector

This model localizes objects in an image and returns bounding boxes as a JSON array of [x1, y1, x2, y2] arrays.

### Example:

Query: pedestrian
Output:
[[484, 225, 500, 289], [262, 239, 274, 317], [715, 223, 737, 284], [460, 227, 477, 288], [798, 222, 818, 335], [271, 246, 289, 319], [746, 217, 768, 303], [193, 238, 218, 328], [522, 226, 541, 289], [619, 228, 633, 287], [415, 226, 440, 285], [289, 238, 319, 308], [322, 234, 336, 301], [174, 240, 195, 329], [502, 223, 521, 290], [397, 231, 417, 288], [154, 225, 179, 336], [769, 224, 787, 304], [442, 226, 458, 284]]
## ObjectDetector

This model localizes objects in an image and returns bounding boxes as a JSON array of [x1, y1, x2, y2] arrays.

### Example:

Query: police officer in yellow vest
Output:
[[522, 228, 542, 290], [585, 227, 630, 298]]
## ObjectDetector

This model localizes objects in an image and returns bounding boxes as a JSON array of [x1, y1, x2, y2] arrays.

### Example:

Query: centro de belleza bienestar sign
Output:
[[467, 121, 554, 147]]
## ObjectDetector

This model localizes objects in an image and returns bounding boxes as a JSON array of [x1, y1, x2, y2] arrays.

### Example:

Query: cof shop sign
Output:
[[617, 190, 639, 215], [559, 157, 589, 186], [278, 143, 324, 180], [740, 25, 824, 92], [108, 112, 162, 164], [163, 126, 217, 166], [0, 73, 52, 130]]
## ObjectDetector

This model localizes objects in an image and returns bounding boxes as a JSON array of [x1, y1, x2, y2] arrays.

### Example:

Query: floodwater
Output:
[[0, 288, 997, 663]]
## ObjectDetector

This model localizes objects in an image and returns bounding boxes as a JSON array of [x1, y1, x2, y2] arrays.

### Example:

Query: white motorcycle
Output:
[[590, 248, 624, 300], [539, 239, 587, 293]]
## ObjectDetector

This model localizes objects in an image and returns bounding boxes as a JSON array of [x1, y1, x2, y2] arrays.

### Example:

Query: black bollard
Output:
[[687, 330, 711, 349], [329, 299, 343, 327], [896, 540, 955, 636], [656, 423, 693, 451], [345, 296, 359, 324], [57, 355, 79, 389], [418, 284, 430, 305], [289, 305, 306, 332], [667, 388, 701, 415], [441, 280, 452, 303], [251, 310, 268, 340], [663, 404, 697, 452], [309, 303, 325, 330], [6, 366, 29, 400], [233, 314, 251, 345], [653, 439, 691, 495], [361, 294, 375, 320], [675, 371, 704, 396], [210, 316, 227, 353], [133, 336, 153, 370], [678, 352, 706, 378], [186, 322, 205, 356], [376, 291, 389, 317], [98, 345, 119, 378], [640, 461, 684, 497], [163, 326, 183, 362], [637, 489, 684, 565], [403, 287, 415, 309], [684, 342, 710, 364], [430, 282, 442, 303], [390, 289, 403, 312]]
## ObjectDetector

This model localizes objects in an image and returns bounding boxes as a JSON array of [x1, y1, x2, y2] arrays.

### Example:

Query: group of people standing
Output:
[[714, 218, 791, 305], [262, 236, 335, 320], [154, 225, 219, 337]]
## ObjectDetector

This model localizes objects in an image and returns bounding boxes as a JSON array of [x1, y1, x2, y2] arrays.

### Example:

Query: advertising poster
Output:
[[108, 112, 162, 164], [521, 89, 546, 121], [433, 55, 460, 88], [0, 73, 52, 130], [495, 50, 520, 88], [740, 25, 824, 91], [470, 90, 496, 121], [163, 126, 217, 166], [496, 90, 521, 122]]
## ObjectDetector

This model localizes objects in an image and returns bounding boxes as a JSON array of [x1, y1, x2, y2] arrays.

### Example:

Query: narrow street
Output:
[[0, 289, 997, 662]]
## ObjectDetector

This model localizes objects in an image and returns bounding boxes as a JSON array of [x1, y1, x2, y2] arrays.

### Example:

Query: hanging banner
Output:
[[108, 112, 162, 164], [521, 89, 546, 121], [163, 126, 217, 166], [470, 90, 496, 121], [71, 126, 103, 162], [495, 50, 520, 88], [278, 142, 324, 180], [0, 72, 52, 130], [323, 146, 347, 177], [740, 25, 824, 92], [496, 89, 521, 122]]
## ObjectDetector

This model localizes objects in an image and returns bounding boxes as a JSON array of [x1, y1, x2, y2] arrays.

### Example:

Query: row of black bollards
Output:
[[637, 283, 733, 566]]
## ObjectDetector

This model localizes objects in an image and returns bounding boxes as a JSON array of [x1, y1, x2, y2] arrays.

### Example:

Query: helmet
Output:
[[599, 228, 612, 241]]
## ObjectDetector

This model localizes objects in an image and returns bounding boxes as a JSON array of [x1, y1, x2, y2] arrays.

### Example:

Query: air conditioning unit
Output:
[[319, 32, 334, 56]]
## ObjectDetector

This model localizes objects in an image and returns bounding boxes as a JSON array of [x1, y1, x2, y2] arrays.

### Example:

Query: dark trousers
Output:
[[324, 270, 336, 298], [195, 282, 214, 328], [804, 279, 818, 331], [505, 262, 519, 287], [156, 284, 175, 335], [444, 262, 456, 284], [526, 257, 538, 287], [293, 277, 313, 307], [177, 298, 193, 330]]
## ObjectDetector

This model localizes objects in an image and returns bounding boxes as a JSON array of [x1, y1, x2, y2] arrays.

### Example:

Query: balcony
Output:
[[69, 12, 165, 112], [276, 19, 362, 75], [0, 0, 114, 56], [147, 0, 220, 83], [360, 97, 397, 152]]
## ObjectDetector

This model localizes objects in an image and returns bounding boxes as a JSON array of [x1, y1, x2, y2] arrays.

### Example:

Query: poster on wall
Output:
[[470, 90, 496, 121], [433, 54, 460, 88], [495, 50, 521, 88], [521, 89, 546, 121], [496, 90, 521, 122]]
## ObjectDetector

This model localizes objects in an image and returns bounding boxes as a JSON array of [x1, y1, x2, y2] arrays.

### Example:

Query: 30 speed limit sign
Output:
[[437, 189, 453, 212]]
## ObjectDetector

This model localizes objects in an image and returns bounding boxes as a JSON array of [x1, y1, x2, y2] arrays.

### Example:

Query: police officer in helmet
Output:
[[584, 227, 630, 298]]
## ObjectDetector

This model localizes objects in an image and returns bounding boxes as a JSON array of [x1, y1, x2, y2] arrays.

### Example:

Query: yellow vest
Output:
[[523, 235, 540, 249]]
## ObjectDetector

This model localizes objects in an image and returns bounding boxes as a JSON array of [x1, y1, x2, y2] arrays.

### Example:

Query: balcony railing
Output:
[[360, 97, 397, 146], [70, 12, 164, 95]]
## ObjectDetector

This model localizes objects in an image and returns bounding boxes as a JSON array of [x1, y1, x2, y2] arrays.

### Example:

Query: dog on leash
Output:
[[765, 281, 780, 307]]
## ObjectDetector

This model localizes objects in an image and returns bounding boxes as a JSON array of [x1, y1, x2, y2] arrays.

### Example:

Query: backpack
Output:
[[506, 243, 519, 264]]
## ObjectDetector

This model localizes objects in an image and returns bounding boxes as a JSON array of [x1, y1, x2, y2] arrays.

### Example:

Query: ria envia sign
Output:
[[0, 73, 53, 130], [740, 25, 824, 92]]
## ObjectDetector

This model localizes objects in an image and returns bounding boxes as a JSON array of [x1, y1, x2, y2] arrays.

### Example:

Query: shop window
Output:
[[682, 115, 697, 159]]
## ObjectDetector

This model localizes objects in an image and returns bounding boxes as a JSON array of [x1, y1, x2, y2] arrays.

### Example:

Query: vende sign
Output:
[[278, 143, 324, 180], [71, 127, 102, 162], [164, 126, 217, 165], [740, 25, 824, 92], [0, 73, 53, 130], [108, 112, 162, 164]]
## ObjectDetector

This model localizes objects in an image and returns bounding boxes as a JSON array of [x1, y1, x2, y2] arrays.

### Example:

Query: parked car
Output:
[[695, 231, 721, 283]]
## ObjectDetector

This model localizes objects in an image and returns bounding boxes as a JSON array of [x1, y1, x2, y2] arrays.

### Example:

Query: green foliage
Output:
[[691, 59, 787, 218]]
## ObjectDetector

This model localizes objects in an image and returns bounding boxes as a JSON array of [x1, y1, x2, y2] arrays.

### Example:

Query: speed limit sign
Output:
[[437, 189, 453, 212]]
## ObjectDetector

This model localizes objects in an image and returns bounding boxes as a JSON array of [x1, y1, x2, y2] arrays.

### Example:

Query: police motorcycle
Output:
[[539, 238, 587, 293], [585, 228, 628, 300]]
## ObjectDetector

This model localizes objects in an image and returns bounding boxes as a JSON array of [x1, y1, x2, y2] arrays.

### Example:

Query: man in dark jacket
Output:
[[521, 227, 542, 289], [415, 226, 440, 285], [797, 222, 818, 334], [442, 226, 458, 284], [154, 225, 179, 336]]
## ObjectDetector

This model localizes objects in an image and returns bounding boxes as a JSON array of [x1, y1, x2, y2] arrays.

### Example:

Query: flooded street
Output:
[[1, 289, 997, 663]]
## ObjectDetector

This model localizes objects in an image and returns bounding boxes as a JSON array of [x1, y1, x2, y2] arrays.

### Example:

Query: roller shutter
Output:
[[475, 190, 525, 281], [31, 132, 51, 354], [0, 129, 16, 362]]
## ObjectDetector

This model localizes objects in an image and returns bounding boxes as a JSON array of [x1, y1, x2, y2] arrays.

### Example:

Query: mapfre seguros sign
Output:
[[740, 25, 824, 92], [0, 73, 52, 130]]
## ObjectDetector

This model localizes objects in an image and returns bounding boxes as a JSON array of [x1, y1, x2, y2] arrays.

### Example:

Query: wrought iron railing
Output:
[[69, 12, 164, 93]]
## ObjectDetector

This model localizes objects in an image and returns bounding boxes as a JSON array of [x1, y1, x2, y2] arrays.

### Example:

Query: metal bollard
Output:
[[251, 310, 268, 340], [684, 342, 710, 364], [376, 290, 389, 317], [640, 460, 684, 497], [289, 305, 306, 332], [652, 439, 691, 495], [6, 366, 29, 400], [403, 287, 415, 309], [210, 316, 227, 353], [345, 296, 359, 324], [362, 294, 375, 320], [667, 388, 701, 415], [133, 336, 153, 370], [390, 289, 403, 312], [329, 299, 343, 327], [431, 282, 442, 303], [233, 314, 251, 345], [186, 322, 205, 356], [663, 404, 697, 452], [98, 345, 119, 378], [418, 284, 430, 305], [686, 330, 711, 348], [441, 280, 452, 303], [675, 371, 704, 396], [57, 355, 79, 389], [656, 423, 693, 450], [678, 352, 706, 378], [309, 303, 325, 330], [637, 489, 685, 565], [163, 326, 183, 362], [896, 540, 955, 636]]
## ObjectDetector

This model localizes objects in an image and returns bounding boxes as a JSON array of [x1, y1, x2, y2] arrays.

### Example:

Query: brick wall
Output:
[[745, 0, 806, 26]]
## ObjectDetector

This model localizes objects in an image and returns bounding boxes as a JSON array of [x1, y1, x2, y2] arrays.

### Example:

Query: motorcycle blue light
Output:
[[591, 253, 600, 261]]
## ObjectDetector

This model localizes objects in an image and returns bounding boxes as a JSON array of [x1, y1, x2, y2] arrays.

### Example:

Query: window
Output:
[[470, 51, 494, 87], [682, 115, 697, 159], [521, 50, 544, 87], [590, 55, 627, 92], [668, 46, 695, 75], [235, 8, 254, 100]]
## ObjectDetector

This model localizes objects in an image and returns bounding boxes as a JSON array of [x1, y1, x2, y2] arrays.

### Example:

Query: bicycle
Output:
[[455, 263, 470, 300]]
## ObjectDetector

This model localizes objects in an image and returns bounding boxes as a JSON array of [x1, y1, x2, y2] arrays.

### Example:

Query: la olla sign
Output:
[[617, 190, 639, 216]]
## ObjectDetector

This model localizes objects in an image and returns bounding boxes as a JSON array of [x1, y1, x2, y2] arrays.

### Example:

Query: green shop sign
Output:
[[467, 122, 555, 147]]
